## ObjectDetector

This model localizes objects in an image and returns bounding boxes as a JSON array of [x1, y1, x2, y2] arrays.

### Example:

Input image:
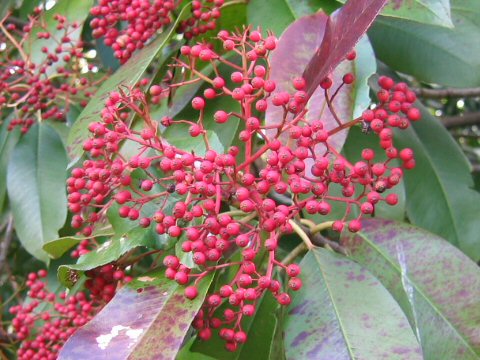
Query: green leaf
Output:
[[338, 0, 453, 27], [166, 130, 224, 157], [286, 0, 334, 17], [0, 116, 21, 212], [393, 102, 480, 261], [25, 0, 93, 66], [341, 219, 480, 359], [66, 4, 192, 161], [7, 124, 67, 263], [369, 0, 480, 87], [285, 247, 421, 359], [59, 270, 213, 360], [43, 223, 113, 259], [247, 0, 295, 35], [57, 224, 173, 287]]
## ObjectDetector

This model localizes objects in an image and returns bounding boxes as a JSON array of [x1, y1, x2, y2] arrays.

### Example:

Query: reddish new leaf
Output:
[[303, 0, 387, 97], [266, 12, 375, 174], [59, 273, 211, 360]]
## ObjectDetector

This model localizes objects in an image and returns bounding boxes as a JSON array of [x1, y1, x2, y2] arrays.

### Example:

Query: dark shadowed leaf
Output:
[[7, 124, 67, 263], [66, 4, 192, 161], [284, 247, 421, 359], [341, 219, 480, 359], [302, 0, 387, 97], [266, 12, 376, 171], [393, 102, 480, 261], [369, 0, 480, 87], [59, 271, 212, 360]]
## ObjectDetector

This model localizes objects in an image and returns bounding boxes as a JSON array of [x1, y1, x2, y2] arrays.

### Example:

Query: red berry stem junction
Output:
[[65, 27, 420, 351]]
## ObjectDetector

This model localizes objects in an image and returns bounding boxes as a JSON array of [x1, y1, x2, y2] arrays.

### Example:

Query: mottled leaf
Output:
[[394, 101, 480, 261], [66, 4, 192, 161], [7, 124, 67, 263], [369, 0, 480, 87], [59, 271, 212, 360], [266, 12, 376, 171], [341, 219, 480, 359], [285, 247, 422, 360], [302, 0, 387, 97]]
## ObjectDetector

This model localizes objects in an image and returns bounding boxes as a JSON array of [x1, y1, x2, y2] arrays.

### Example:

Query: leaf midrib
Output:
[[312, 250, 356, 359]]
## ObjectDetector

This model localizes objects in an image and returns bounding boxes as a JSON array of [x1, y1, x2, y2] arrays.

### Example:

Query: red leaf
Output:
[[303, 0, 387, 97], [266, 12, 375, 174]]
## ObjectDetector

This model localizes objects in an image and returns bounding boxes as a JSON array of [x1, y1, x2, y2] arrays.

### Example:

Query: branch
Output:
[[441, 112, 480, 128], [414, 87, 480, 98]]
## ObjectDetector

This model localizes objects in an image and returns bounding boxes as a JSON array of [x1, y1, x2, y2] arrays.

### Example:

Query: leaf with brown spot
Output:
[[59, 271, 213, 360], [284, 247, 421, 360], [341, 219, 480, 359]]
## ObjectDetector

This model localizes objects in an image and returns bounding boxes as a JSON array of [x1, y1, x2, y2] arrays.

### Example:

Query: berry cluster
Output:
[[0, 10, 98, 133], [90, 0, 224, 63], [177, 0, 224, 40], [9, 270, 97, 360], [85, 264, 132, 303], [90, 0, 177, 63], [66, 28, 420, 350]]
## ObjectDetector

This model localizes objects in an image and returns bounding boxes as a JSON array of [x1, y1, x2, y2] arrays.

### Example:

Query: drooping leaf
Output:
[[302, 0, 387, 97], [285, 247, 422, 359], [7, 124, 67, 263], [59, 271, 213, 360], [369, 0, 480, 87], [66, 4, 192, 161], [266, 12, 376, 169], [341, 218, 480, 359], [393, 101, 480, 261], [25, 0, 93, 65]]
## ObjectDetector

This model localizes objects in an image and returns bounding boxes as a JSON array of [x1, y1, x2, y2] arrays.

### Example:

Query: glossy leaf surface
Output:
[[342, 218, 480, 359], [285, 247, 422, 360]]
